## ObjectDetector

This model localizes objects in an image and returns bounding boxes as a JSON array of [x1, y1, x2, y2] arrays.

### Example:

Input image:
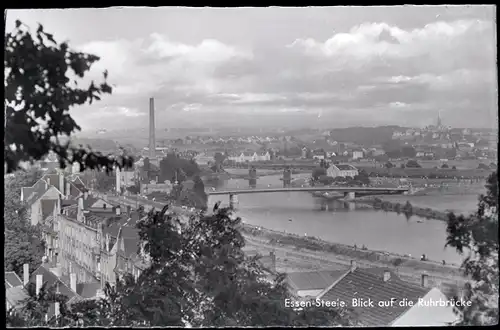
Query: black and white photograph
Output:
[[4, 5, 498, 327]]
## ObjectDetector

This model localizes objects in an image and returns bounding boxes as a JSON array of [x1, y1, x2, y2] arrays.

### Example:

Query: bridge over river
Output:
[[208, 186, 409, 209]]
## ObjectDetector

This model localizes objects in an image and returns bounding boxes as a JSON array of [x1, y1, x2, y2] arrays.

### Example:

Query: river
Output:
[[206, 174, 480, 265]]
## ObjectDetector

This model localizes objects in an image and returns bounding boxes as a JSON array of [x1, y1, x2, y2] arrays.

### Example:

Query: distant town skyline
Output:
[[6, 6, 498, 131]]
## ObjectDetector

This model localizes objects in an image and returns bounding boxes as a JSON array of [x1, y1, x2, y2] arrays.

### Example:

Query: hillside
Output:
[[329, 126, 405, 146]]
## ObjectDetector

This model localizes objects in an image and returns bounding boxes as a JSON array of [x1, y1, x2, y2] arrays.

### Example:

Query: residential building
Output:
[[415, 150, 426, 158], [256, 151, 271, 161], [316, 263, 460, 326], [24, 182, 63, 226], [5, 272, 23, 289], [286, 269, 346, 299], [6, 286, 29, 313], [327, 164, 359, 179], [368, 148, 385, 157], [116, 170, 136, 189], [57, 200, 150, 289], [301, 147, 308, 159], [140, 182, 172, 196], [312, 150, 325, 160], [352, 150, 364, 160], [193, 153, 214, 166]]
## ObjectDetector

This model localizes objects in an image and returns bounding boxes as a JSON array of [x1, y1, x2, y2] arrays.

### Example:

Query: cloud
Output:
[[288, 20, 490, 63], [68, 14, 495, 130]]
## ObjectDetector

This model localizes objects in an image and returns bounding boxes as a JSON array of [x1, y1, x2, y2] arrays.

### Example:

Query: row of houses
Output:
[[7, 170, 151, 319], [226, 151, 272, 163], [283, 261, 460, 326]]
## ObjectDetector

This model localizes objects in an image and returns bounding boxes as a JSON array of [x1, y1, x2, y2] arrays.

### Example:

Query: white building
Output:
[[326, 164, 359, 179], [256, 151, 271, 161], [312, 151, 325, 160], [352, 150, 364, 160]]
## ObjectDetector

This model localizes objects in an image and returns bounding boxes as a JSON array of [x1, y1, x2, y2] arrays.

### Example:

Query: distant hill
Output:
[[329, 126, 406, 146], [70, 137, 138, 155]]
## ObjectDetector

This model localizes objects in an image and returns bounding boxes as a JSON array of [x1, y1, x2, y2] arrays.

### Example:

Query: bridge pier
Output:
[[344, 191, 356, 200], [229, 193, 239, 210]]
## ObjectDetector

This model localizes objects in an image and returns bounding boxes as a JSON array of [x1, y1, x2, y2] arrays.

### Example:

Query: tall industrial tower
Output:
[[149, 97, 156, 159]]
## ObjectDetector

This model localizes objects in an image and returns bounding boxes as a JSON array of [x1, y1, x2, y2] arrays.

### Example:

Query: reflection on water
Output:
[[206, 175, 468, 264]]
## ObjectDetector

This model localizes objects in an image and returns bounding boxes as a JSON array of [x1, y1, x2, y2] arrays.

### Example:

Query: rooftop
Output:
[[319, 267, 431, 326], [286, 269, 346, 291], [334, 164, 357, 171], [28, 265, 78, 303], [6, 286, 30, 309], [5, 271, 23, 288]]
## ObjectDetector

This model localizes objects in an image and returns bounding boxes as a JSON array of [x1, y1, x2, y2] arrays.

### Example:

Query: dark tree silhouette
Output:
[[446, 172, 498, 325], [4, 21, 133, 173]]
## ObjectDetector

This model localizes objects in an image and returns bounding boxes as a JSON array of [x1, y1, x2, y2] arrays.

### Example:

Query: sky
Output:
[[6, 6, 498, 132]]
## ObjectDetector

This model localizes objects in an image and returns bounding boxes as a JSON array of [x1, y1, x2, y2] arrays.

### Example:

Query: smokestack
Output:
[[115, 167, 121, 194], [70, 273, 77, 292], [116, 205, 121, 216], [36, 274, 43, 296], [149, 97, 156, 159], [350, 260, 357, 272], [23, 264, 29, 286]]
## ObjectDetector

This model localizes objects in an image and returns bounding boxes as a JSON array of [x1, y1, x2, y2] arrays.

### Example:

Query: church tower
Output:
[[437, 110, 442, 127]]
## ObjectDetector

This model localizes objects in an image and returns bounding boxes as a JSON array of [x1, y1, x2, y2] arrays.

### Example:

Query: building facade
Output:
[[326, 164, 359, 178]]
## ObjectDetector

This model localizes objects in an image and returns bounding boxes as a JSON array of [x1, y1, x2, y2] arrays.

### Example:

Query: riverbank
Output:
[[239, 222, 462, 271], [239, 223, 465, 294], [360, 197, 451, 221]]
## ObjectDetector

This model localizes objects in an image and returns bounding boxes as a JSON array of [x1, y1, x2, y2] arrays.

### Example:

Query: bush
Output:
[[441, 163, 449, 169], [477, 163, 489, 170], [318, 175, 334, 185], [406, 160, 421, 168], [452, 166, 457, 170]]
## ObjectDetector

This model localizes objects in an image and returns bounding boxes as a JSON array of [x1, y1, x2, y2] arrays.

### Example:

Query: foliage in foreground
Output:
[[7, 206, 355, 327], [4, 168, 45, 274], [4, 20, 133, 174], [446, 171, 499, 325]]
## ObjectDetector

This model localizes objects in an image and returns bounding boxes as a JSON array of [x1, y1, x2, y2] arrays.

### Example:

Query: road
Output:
[[208, 186, 409, 195]]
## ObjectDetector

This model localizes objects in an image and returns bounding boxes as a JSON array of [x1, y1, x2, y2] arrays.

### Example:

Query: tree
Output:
[[477, 163, 489, 170], [4, 20, 133, 174], [353, 170, 370, 185], [401, 146, 416, 158], [4, 168, 45, 275], [312, 167, 327, 180], [446, 172, 498, 325], [93, 170, 116, 193], [214, 152, 226, 165], [406, 160, 421, 168], [441, 163, 449, 169], [318, 175, 334, 185], [385, 161, 394, 169]]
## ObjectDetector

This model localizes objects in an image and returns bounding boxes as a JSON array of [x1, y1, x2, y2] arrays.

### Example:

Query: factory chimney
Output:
[[149, 97, 156, 160]]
